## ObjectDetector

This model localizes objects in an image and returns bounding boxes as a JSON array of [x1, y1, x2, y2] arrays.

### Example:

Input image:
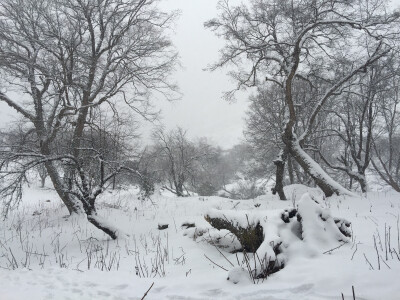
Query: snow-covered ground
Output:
[[0, 185, 399, 299]]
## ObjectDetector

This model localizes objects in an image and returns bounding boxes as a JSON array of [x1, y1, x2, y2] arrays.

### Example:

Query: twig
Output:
[[242, 250, 255, 284], [323, 242, 346, 254], [392, 248, 400, 261], [363, 253, 374, 270], [141, 282, 154, 300], [379, 255, 391, 269], [207, 231, 234, 267], [172, 217, 178, 233], [351, 242, 361, 260], [204, 254, 229, 271], [373, 235, 381, 270], [397, 214, 399, 253]]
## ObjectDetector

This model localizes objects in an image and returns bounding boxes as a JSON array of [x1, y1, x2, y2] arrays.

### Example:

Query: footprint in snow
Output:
[[203, 288, 227, 297], [289, 283, 314, 293], [97, 290, 111, 297], [71, 288, 83, 295], [113, 284, 129, 290], [86, 281, 98, 287]]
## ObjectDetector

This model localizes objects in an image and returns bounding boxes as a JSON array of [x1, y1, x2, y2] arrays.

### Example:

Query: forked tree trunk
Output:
[[175, 184, 184, 197], [44, 161, 82, 214], [358, 176, 367, 193], [41, 140, 82, 214], [44, 153, 118, 239], [349, 172, 367, 193]]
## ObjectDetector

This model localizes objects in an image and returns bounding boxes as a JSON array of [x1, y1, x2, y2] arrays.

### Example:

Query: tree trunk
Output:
[[87, 213, 118, 240], [44, 161, 82, 214], [272, 150, 287, 200], [205, 214, 264, 253], [287, 155, 295, 184], [80, 197, 119, 239], [40, 176, 46, 188], [356, 175, 367, 193], [42, 141, 120, 240], [40, 139, 82, 215], [175, 174, 185, 196], [293, 159, 305, 183], [287, 139, 350, 197], [175, 184, 184, 197]]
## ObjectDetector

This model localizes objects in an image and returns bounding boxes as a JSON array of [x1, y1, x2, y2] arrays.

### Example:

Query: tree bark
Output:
[[175, 174, 185, 196], [40, 176, 46, 188], [287, 155, 295, 184], [44, 161, 82, 214], [358, 176, 367, 193], [87, 214, 118, 240], [39, 139, 82, 214], [272, 150, 287, 200], [205, 215, 264, 253]]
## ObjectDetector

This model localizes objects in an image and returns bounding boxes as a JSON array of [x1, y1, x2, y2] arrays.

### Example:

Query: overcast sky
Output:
[[152, 0, 249, 149]]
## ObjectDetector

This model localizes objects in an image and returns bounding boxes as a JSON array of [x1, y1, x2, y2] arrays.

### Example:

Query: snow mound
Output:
[[227, 267, 251, 284], [283, 184, 325, 201], [297, 194, 351, 252]]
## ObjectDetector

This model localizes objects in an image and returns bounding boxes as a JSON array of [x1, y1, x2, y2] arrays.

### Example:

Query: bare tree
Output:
[[189, 138, 225, 196], [318, 59, 395, 192], [152, 127, 215, 197], [245, 82, 317, 199], [36, 165, 48, 188], [206, 0, 399, 197], [245, 86, 288, 199], [0, 0, 178, 238], [371, 58, 400, 192]]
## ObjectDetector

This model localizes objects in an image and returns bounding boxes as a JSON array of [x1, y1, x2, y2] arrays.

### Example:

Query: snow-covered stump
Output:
[[204, 214, 263, 253], [204, 210, 284, 280], [203, 193, 352, 283]]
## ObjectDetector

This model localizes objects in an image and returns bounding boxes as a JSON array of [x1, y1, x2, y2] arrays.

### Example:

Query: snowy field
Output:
[[0, 185, 399, 300]]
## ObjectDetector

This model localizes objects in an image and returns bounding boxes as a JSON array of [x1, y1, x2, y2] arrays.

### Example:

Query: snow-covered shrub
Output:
[[197, 181, 218, 196], [137, 171, 156, 200], [219, 177, 267, 200], [205, 229, 242, 252]]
